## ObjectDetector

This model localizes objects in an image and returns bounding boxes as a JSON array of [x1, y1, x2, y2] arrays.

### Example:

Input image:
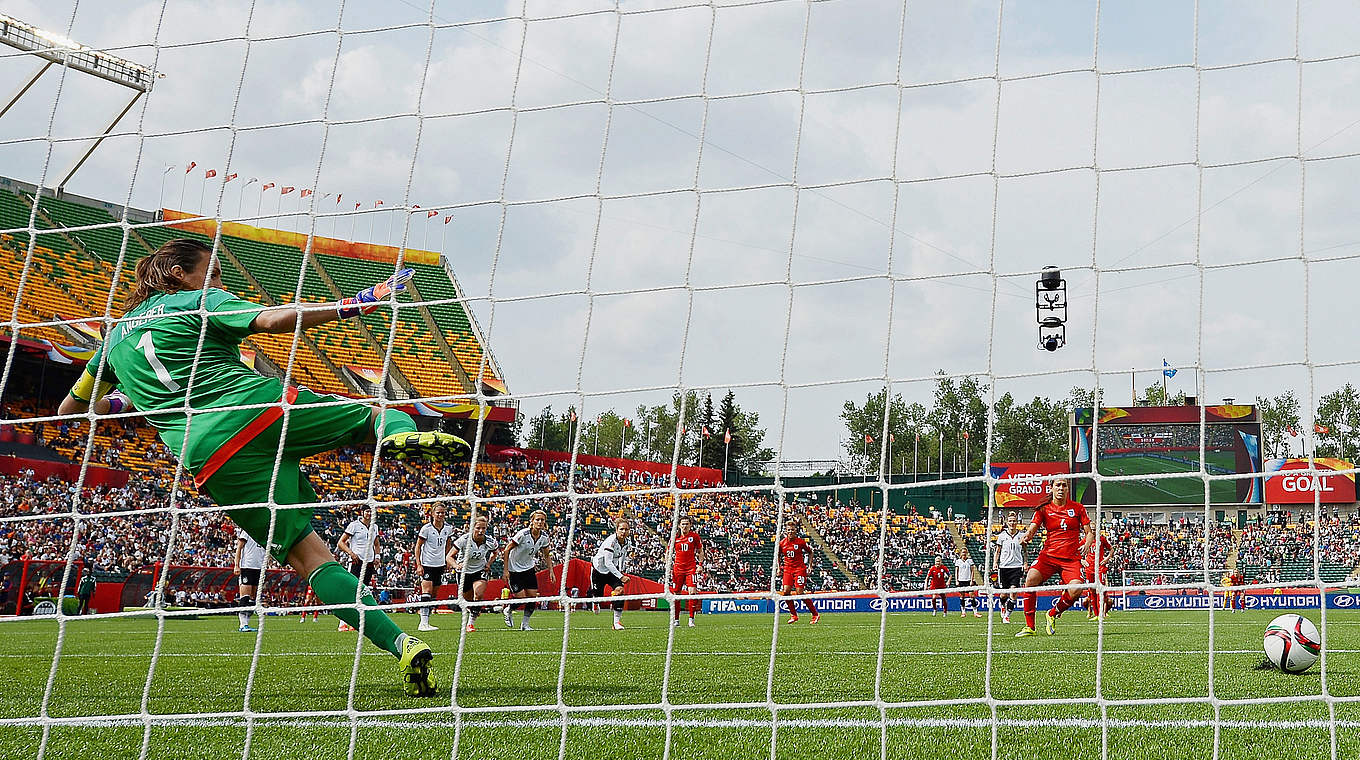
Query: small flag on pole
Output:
[[1315, 424, 1331, 435], [261, 183, 275, 191], [1287, 426, 1298, 437], [281, 186, 295, 195], [300, 189, 312, 197], [1162, 359, 1177, 378], [865, 434, 873, 444], [444, 215, 452, 224], [185, 161, 197, 174], [427, 209, 439, 218], [224, 173, 238, 182], [204, 169, 217, 178], [724, 429, 732, 445]]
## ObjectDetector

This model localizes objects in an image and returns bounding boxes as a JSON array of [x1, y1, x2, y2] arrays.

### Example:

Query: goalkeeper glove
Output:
[[338, 268, 415, 319]]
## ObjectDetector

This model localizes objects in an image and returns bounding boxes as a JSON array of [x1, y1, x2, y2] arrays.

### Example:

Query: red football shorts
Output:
[[1031, 553, 1083, 585], [781, 568, 808, 590], [671, 569, 697, 593], [1082, 565, 1108, 585]]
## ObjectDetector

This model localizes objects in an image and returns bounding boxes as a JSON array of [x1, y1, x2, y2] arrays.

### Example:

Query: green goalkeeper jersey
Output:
[[85, 287, 285, 472]]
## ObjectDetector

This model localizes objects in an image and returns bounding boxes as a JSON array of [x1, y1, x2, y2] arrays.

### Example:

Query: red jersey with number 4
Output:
[[673, 532, 701, 572], [926, 565, 950, 589], [1034, 500, 1090, 560], [779, 537, 810, 572], [1085, 534, 1113, 566]]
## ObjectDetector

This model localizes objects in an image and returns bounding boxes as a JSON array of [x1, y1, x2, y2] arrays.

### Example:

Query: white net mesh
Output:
[[2, 1, 1360, 758]]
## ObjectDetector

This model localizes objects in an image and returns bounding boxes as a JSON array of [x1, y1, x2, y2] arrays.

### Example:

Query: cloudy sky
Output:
[[2, 0, 1358, 465]]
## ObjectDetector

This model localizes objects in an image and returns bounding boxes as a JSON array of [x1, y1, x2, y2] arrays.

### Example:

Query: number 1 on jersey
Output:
[[136, 332, 181, 391]]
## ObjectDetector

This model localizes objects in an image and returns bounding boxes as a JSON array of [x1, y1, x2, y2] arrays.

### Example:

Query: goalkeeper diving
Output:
[[57, 238, 468, 697]]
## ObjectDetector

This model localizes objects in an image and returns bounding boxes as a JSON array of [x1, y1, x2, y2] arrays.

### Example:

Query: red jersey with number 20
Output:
[[673, 532, 701, 572], [1033, 500, 1090, 560], [779, 537, 810, 572]]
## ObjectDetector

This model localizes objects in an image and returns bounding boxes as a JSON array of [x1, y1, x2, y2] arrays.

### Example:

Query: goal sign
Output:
[[1262, 458, 1356, 504]]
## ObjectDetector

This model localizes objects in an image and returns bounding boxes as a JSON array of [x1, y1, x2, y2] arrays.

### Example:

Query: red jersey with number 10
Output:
[[673, 532, 701, 571], [779, 536, 810, 571], [1033, 499, 1090, 560]]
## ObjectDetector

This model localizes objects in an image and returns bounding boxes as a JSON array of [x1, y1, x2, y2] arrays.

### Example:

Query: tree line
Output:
[[840, 373, 1360, 474], [521, 390, 775, 474]]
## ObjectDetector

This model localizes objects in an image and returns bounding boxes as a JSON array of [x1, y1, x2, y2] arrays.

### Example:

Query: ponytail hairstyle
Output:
[[125, 238, 212, 311]]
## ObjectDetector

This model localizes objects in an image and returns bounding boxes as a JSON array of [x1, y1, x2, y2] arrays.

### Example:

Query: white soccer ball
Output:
[[1263, 614, 1321, 674]]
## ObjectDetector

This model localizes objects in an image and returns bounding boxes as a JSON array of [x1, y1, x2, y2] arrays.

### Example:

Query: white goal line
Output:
[[7, 715, 1356, 732], [0, 647, 1355, 659]]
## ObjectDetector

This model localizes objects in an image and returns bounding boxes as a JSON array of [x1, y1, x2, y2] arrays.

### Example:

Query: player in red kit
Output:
[[778, 519, 819, 624], [1224, 568, 1246, 612], [925, 556, 950, 617], [1083, 531, 1113, 620], [1016, 479, 1093, 637], [670, 516, 705, 627]]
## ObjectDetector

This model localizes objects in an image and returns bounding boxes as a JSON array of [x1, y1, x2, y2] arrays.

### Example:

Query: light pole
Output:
[[156, 165, 175, 212], [238, 177, 257, 219]]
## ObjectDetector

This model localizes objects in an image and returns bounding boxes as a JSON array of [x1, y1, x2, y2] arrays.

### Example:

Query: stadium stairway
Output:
[[211, 238, 361, 396], [1225, 529, 1242, 572], [800, 516, 863, 587], [946, 521, 968, 559], [304, 254, 419, 395]]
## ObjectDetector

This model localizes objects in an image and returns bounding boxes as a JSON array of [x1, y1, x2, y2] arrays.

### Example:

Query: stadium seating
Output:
[[2, 184, 504, 404]]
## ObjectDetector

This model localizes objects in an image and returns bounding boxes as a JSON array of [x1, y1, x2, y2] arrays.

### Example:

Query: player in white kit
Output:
[[337, 510, 380, 632], [590, 517, 635, 631], [233, 528, 266, 632], [502, 510, 556, 631], [450, 514, 499, 632], [955, 553, 981, 618], [413, 505, 457, 631], [993, 511, 1027, 624]]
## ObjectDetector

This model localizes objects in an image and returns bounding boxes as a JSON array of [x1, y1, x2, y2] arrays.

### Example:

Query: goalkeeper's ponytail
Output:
[[126, 238, 212, 311]]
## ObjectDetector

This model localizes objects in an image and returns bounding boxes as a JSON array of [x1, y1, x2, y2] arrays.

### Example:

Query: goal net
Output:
[[2, 1, 1359, 759]]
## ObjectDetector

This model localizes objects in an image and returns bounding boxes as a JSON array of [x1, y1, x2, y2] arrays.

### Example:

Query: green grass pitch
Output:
[[2, 609, 1356, 759], [1097, 452, 1241, 505]]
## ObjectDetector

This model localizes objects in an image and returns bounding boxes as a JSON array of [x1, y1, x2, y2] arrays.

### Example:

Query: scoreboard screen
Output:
[[1070, 405, 1263, 506]]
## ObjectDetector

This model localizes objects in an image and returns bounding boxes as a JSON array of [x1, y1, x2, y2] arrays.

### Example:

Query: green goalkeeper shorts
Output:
[[200, 387, 374, 562]]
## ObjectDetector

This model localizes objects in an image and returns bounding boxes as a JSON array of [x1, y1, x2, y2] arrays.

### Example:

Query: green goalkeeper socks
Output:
[[309, 561, 404, 658], [373, 408, 418, 440]]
